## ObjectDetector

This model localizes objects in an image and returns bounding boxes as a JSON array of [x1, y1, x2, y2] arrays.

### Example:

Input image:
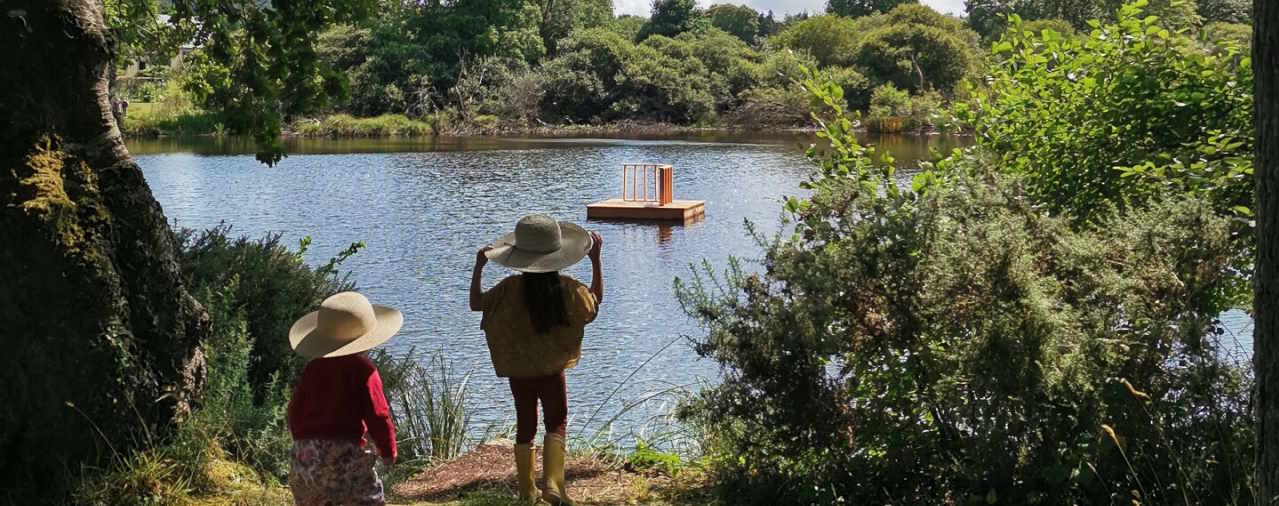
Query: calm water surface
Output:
[[128, 133, 1252, 442]]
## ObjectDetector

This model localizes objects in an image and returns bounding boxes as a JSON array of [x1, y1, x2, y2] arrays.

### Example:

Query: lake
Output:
[[128, 133, 1252, 445]]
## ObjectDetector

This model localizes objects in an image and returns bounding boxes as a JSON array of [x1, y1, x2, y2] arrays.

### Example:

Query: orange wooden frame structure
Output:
[[621, 163, 674, 205], [587, 163, 703, 223]]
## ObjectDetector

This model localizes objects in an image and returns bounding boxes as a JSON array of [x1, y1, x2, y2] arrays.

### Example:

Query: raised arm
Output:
[[588, 231, 603, 303], [470, 246, 491, 312]]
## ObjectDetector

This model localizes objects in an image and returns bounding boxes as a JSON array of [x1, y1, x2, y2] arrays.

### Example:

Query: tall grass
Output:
[[293, 114, 436, 138], [371, 349, 476, 486], [120, 78, 221, 137]]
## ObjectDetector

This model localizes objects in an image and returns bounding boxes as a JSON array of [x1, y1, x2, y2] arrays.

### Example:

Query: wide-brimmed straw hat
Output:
[[289, 292, 403, 359], [485, 214, 592, 273]]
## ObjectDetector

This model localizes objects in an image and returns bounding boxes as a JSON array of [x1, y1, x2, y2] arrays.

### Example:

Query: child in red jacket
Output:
[[286, 292, 403, 506]]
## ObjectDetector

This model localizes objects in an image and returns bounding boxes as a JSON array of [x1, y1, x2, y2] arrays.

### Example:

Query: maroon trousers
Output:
[[508, 371, 568, 444]]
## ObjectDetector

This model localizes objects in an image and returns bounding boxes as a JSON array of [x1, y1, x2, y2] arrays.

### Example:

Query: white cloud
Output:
[[614, 0, 967, 17]]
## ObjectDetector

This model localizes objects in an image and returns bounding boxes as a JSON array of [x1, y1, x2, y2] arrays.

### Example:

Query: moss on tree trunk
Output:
[[0, 1, 208, 501]]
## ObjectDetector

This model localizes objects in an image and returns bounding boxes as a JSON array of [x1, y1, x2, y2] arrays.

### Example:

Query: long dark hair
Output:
[[522, 271, 568, 334]]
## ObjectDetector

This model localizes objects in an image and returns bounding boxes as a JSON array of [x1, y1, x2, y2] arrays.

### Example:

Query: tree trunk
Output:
[[0, 1, 207, 500], [1257, 0, 1279, 503]]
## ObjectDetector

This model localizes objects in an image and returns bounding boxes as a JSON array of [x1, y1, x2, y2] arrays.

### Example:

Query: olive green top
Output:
[[480, 275, 599, 378]]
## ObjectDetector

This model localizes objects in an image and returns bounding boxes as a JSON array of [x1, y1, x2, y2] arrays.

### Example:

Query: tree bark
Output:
[[0, 1, 207, 500], [1257, 0, 1279, 503]]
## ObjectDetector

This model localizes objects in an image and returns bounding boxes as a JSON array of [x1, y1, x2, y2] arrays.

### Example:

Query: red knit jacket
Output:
[[287, 354, 397, 460]]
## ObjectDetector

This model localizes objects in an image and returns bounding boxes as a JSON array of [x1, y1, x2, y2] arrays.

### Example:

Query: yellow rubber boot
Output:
[[541, 433, 573, 505], [515, 443, 543, 503]]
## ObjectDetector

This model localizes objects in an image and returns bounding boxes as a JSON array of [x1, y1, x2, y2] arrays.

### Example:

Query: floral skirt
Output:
[[289, 439, 385, 506]]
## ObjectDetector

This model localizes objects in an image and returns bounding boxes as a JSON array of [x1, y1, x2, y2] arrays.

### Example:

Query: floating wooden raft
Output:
[[587, 163, 705, 223]]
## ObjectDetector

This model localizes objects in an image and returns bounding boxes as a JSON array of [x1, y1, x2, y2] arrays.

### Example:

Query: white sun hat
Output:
[[485, 214, 593, 273], [288, 291, 403, 359]]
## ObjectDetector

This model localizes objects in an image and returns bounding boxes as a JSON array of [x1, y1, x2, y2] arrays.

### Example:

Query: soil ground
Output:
[[389, 440, 712, 505]]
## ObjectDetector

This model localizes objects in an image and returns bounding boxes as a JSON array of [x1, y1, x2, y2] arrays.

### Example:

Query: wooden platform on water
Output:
[[586, 198, 706, 223]]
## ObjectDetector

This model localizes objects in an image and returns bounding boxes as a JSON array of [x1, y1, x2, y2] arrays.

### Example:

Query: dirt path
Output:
[[390, 440, 703, 505]]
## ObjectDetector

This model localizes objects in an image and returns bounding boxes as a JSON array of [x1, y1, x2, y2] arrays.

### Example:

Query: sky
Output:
[[613, 0, 968, 17]]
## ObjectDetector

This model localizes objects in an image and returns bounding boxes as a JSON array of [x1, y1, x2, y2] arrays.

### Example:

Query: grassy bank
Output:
[[122, 102, 221, 137], [292, 114, 437, 138], [122, 107, 830, 141], [286, 114, 821, 139]]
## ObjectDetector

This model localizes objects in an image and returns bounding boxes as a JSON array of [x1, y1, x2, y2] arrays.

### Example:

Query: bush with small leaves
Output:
[[679, 68, 1252, 504]]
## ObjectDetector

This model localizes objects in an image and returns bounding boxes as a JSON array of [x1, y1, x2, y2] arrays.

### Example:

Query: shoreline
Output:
[[125, 114, 958, 141]]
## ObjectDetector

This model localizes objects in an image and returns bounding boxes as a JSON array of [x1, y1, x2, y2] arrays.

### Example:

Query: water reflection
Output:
[[125, 131, 971, 169]]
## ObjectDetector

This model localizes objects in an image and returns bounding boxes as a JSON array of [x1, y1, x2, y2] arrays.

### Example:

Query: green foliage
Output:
[[966, 0, 1107, 38], [71, 226, 363, 505], [770, 15, 868, 67], [178, 276, 293, 481], [1196, 0, 1251, 22], [294, 114, 436, 137], [626, 440, 685, 476], [725, 86, 813, 128], [315, 17, 422, 117], [870, 82, 911, 116], [707, 3, 762, 44], [173, 0, 376, 164], [178, 225, 361, 402], [538, 0, 615, 54], [371, 349, 475, 467], [958, 1, 1254, 234], [1020, 17, 1078, 36], [854, 4, 982, 94], [672, 29, 766, 108], [122, 104, 220, 138], [540, 28, 725, 123], [1201, 21, 1253, 54], [820, 66, 873, 111], [677, 69, 1253, 504], [827, 0, 918, 18], [865, 82, 911, 131], [540, 28, 635, 121], [104, 0, 198, 76], [637, 0, 706, 41], [608, 14, 650, 40]]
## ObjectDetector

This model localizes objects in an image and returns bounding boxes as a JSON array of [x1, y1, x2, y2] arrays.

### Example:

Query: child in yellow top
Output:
[[470, 214, 603, 505]]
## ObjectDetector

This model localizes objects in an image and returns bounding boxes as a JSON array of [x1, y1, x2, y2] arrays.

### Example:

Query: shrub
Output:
[[854, 4, 981, 94], [539, 28, 630, 122], [1201, 21, 1252, 55], [726, 86, 813, 128], [71, 227, 363, 505], [673, 28, 765, 108], [869, 82, 911, 116], [625, 441, 684, 477], [958, 1, 1254, 232], [707, 3, 761, 44], [866, 83, 911, 132], [1196, 0, 1251, 22], [770, 15, 867, 67], [294, 114, 434, 137], [677, 72, 1253, 504], [1019, 18, 1077, 37], [451, 57, 532, 121], [819, 66, 872, 111], [178, 226, 361, 401], [636, 0, 705, 41], [755, 49, 820, 89]]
